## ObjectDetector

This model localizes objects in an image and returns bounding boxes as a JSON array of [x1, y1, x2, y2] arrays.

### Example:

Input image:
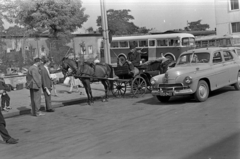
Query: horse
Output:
[[61, 58, 114, 105]]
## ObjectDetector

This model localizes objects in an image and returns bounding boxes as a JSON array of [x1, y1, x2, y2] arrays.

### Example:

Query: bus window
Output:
[[139, 40, 148, 47], [219, 39, 224, 46], [157, 39, 168, 46], [111, 41, 119, 48], [209, 40, 215, 46], [216, 39, 220, 46], [226, 39, 231, 46], [196, 41, 200, 48], [129, 41, 138, 47], [202, 41, 208, 47], [149, 40, 155, 46], [119, 41, 128, 48], [182, 38, 189, 46], [168, 39, 180, 46], [189, 38, 195, 46]]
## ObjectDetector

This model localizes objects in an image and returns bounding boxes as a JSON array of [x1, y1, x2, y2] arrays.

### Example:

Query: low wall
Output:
[[4, 74, 26, 88], [4, 72, 64, 88]]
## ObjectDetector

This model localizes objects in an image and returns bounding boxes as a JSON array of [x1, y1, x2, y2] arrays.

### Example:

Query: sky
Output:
[[80, 0, 216, 33]]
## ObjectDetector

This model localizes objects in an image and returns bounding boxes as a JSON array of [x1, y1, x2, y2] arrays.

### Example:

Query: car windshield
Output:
[[177, 52, 210, 65]]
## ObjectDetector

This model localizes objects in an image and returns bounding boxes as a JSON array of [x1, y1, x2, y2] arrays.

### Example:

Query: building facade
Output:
[[0, 33, 102, 69], [215, 0, 240, 35]]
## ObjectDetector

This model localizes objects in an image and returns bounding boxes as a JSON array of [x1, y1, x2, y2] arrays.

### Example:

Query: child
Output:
[[0, 74, 11, 112]]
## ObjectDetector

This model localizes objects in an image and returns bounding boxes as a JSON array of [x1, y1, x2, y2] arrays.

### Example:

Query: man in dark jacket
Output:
[[26, 57, 43, 116], [127, 45, 141, 76], [40, 57, 54, 112]]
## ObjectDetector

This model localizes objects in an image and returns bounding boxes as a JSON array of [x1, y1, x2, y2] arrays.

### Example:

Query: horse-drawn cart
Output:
[[61, 57, 172, 105], [111, 59, 168, 97]]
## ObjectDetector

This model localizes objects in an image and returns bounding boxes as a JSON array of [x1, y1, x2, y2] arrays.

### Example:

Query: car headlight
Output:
[[184, 76, 192, 84], [150, 78, 156, 85]]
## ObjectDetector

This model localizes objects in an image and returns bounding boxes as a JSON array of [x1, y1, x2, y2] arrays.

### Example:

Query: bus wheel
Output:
[[117, 55, 126, 66], [165, 55, 174, 62]]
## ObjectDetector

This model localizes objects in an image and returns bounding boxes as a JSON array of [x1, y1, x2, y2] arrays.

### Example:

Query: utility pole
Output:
[[100, 0, 111, 64]]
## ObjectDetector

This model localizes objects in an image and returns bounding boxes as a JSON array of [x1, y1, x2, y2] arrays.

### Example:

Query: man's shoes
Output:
[[34, 111, 45, 116], [6, 138, 19, 144], [46, 109, 55, 112], [2, 107, 8, 112], [6, 106, 12, 110]]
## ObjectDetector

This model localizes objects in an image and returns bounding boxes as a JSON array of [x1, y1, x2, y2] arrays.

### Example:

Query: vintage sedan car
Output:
[[151, 47, 240, 102]]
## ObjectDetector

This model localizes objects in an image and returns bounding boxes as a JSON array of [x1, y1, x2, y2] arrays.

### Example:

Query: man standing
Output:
[[127, 45, 141, 76], [26, 57, 44, 116], [0, 110, 19, 144], [40, 57, 54, 112]]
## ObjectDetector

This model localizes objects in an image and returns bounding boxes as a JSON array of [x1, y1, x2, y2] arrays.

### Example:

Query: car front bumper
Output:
[[152, 84, 193, 96]]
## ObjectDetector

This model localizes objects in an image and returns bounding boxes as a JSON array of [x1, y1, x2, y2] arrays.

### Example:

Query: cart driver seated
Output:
[[126, 45, 141, 77]]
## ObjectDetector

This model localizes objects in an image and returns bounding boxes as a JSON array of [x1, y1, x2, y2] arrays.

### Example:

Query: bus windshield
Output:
[[177, 52, 210, 65]]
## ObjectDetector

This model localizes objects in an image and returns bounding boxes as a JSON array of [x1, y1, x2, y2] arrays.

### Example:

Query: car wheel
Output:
[[156, 96, 170, 103], [194, 80, 209, 102], [233, 72, 240, 90]]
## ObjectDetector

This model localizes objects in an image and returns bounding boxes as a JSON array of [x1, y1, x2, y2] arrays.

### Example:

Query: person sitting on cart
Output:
[[126, 45, 141, 76]]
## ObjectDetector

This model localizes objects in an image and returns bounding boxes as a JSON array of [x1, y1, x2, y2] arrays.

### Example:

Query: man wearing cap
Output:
[[26, 57, 43, 116], [127, 45, 141, 76]]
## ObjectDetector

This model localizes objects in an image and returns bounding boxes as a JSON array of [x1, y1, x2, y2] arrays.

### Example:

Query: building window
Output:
[[230, 0, 239, 10], [231, 22, 240, 33]]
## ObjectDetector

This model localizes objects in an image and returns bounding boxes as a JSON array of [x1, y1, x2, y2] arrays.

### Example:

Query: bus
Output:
[[100, 33, 195, 65], [195, 34, 240, 48]]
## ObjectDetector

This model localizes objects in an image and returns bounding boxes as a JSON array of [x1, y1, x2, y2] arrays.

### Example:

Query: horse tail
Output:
[[108, 64, 114, 91]]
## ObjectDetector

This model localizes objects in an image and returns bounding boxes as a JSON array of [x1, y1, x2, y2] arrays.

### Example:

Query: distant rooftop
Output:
[[150, 30, 216, 36]]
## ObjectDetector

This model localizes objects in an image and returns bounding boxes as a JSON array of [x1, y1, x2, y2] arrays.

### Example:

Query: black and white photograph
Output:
[[0, 0, 239, 158]]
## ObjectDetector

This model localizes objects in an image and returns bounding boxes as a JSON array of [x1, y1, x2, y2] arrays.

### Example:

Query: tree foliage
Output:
[[96, 9, 140, 35], [0, 0, 20, 32], [16, 0, 89, 39]]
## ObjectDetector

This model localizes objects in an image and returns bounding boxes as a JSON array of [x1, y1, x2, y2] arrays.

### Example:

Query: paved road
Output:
[[1, 86, 240, 159]]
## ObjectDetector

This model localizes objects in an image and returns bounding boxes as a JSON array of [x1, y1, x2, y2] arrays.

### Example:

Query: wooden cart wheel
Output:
[[112, 81, 127, 97], [131, 76, 147, 97]]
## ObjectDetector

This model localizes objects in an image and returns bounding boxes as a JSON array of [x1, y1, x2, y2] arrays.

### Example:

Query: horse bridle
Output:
[[62, 60, 77, 76]]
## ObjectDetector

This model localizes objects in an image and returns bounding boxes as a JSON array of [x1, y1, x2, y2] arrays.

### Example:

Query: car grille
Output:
[[159, 83, 187, 91]]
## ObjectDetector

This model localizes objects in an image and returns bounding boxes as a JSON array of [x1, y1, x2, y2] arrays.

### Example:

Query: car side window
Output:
[[223, 51, 233, 61], [213, 52, 222, 64]]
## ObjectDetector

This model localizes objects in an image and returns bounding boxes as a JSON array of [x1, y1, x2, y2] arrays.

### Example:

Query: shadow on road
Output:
[[181, 132, 240, 159]]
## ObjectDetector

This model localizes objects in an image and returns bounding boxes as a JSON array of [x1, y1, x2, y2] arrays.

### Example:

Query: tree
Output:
[[184, 20, 210, 31], [0, 0, 20, 32], [16, 0, 89, 39], [96, 9, 139, 35], [138, 27, 150, 34], [86, 27, 94, 33]]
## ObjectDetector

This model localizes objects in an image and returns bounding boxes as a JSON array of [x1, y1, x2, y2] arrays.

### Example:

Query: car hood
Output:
[[167, 63, 209, 78]]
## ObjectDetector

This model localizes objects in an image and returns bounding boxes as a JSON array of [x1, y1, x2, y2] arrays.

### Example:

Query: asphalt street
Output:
[[1, 86, 240, 159]]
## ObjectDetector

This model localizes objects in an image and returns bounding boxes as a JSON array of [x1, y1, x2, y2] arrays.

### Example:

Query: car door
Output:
[[210, 51, 228, 89], [222, 50, 239, 84]]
